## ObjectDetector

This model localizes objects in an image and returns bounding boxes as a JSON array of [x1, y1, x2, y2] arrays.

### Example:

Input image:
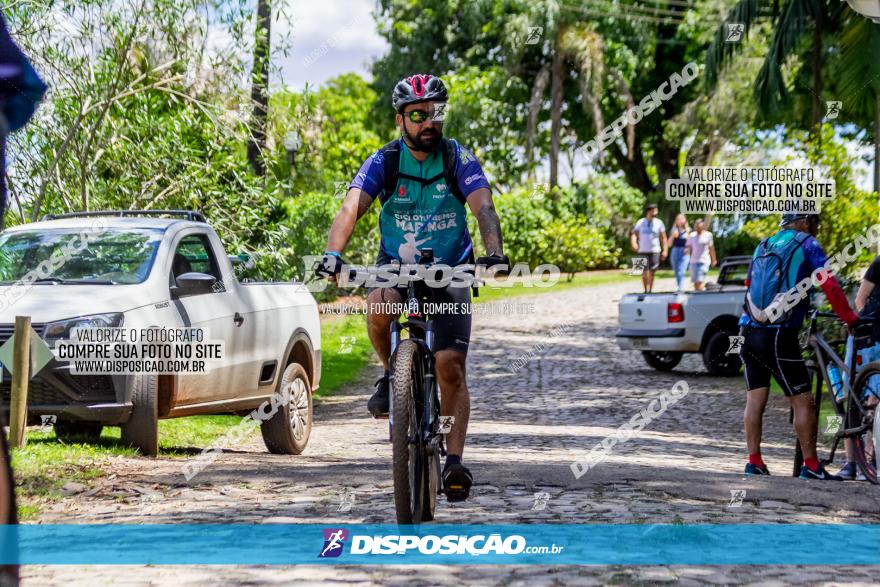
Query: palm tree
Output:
[[707, 0, 879, 193], [838, 15, 880, 193], [247, 0, 272, 176], [705, 0, 844, 130]]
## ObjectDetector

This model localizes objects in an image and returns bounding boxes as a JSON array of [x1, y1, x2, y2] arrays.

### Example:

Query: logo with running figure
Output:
[[725, 23, 744, 42], [629, 257, 647, 275], [319, 528, 349, 558], [727, 335, 744, 355], [728, 489, 746, 507], [824, 415, 843, 435]]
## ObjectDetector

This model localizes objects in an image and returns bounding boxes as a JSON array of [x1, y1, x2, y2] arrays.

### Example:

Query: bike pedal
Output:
[[372, 414, 389, 420]]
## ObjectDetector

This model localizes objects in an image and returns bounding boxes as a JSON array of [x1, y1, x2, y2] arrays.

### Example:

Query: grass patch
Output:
[[11, 416, 242, 518], [317, 313, 374, 398], [11, 431, 132, 520]]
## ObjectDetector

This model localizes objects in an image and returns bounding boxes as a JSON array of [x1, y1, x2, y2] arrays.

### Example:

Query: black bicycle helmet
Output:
[[780, 213, 815, 227], [392, 74, 448, 112]]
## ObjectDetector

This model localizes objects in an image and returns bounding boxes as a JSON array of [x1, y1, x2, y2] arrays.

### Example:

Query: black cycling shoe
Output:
[[442, 463, 473, 502], [367, 374, 390, 418]]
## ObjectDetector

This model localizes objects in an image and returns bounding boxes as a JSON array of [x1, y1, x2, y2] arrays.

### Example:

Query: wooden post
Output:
[[8, 316, 31, 448]]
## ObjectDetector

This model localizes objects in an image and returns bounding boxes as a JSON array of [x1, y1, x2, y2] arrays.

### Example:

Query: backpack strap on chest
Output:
[[379, 139, 401, 205], [442, 138, 467, 206], [380, 137, 469, 206]]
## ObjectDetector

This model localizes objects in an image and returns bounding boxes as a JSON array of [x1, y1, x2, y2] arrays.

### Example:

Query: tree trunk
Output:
[[609, 143, 653, 195], [810, 8, 823, 134], [875, 91, 880, 196], [549, 40, 564, 189], [526, 64, 551, 181], [653, 138, 680, 191], [247, 0, 272, 177]]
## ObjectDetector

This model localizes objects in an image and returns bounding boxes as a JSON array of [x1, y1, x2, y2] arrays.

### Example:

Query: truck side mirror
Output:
[[172, 272, 218, 297]]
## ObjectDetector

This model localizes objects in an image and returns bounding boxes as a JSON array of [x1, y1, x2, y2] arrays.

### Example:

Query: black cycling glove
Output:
[[476, 253, 511, 276], [315, 252, 344, 278]]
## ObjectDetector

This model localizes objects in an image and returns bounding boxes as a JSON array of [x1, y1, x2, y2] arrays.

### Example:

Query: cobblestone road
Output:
[[24, 277, 880, 585]]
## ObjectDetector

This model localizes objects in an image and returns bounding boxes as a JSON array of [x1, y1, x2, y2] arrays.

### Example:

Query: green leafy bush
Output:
[[468, 187, 622, 273], [535, 217, 619, 280]]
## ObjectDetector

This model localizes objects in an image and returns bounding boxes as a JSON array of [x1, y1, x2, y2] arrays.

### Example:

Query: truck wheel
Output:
[[260, 363, 312, 455], [642, 351, 683, 371], [54, 420, 104, 442], [120, 374, 159, 456], [702, 330, 742, 376]]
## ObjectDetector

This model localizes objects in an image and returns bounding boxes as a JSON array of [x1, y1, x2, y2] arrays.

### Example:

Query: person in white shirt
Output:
[[629, 203, 667, 293], [685, 219, 717, 290]]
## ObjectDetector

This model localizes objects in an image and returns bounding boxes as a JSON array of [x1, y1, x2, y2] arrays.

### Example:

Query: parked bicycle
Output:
[[795, 310, 878, 483]]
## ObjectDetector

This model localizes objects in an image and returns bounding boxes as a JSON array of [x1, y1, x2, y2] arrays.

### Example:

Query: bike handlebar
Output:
[[315, 250, 510, 285]]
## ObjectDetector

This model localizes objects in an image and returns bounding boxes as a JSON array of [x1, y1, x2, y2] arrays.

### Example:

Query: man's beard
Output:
[[404, 126, 442, 151]]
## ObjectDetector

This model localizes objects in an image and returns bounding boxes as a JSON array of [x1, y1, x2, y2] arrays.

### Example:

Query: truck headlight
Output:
[[44, 313, 124, 341]]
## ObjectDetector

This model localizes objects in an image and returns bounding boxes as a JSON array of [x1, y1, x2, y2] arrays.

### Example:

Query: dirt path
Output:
[[24, 277, 880, 585]]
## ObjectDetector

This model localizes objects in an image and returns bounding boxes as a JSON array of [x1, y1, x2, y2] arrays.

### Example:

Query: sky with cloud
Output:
[[275, 0, 388, 90]]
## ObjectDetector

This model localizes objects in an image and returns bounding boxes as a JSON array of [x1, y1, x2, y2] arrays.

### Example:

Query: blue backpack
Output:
[[744, 231, 810, 325]]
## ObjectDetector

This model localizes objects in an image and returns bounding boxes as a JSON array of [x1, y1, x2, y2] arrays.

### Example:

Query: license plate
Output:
[[631, 337, 648, 349]]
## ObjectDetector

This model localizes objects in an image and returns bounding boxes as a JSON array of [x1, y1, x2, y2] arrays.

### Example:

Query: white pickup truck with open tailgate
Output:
[[616, 256, 751, 376]]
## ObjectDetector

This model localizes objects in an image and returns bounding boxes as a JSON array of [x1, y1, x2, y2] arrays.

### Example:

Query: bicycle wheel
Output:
[[391, 339, 427, 524], [851, 362, 880, 484], [422, 441, 440, 522], [874, 401, 880, 474]]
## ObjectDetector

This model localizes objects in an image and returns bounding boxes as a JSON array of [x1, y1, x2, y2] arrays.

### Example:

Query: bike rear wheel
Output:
[[851, 362, 880, 484], [391, 339, 427, 524]]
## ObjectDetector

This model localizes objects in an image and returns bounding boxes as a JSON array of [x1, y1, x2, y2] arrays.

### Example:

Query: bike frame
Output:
[[806, 311, 875, 464], [388, 276, 444, 458]]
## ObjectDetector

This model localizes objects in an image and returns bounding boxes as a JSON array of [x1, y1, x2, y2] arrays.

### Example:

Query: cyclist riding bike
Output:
[[740, 212, 858, 480], [316, 74, 507, 501]]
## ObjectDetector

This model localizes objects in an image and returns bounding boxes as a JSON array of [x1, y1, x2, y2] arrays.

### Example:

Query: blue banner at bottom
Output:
[[0, 524, 878, 565]]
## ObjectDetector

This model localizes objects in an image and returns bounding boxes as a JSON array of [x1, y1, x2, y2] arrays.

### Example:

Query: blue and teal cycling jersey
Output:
[[349, 138, 490, 264]]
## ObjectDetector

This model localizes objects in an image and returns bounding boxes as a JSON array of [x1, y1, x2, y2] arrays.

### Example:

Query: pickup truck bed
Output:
[[616, 257, 751, 376]]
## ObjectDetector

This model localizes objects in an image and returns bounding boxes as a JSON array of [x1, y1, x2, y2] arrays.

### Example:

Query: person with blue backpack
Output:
[[739, 213, 858, 480]]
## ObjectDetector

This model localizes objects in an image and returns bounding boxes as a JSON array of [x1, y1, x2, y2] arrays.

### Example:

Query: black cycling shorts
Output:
[[741, 326, 811, 396], [366, 253, 472, 355]]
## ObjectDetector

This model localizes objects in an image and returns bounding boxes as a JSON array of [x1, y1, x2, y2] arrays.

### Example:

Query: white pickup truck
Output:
[[616, 256, 751, 376], [0, 211, 321, 456]]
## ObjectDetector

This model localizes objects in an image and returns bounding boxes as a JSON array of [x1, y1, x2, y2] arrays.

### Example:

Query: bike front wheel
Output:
[[391, 339, 428, 524]]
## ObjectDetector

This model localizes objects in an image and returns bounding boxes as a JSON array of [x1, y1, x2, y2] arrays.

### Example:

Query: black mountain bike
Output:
[[387, 253, 444, 524], [795, 310, 878, 483], [317, 249, 505, 523]]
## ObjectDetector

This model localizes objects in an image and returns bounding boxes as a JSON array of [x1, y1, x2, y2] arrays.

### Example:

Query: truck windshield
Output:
[[718, 262, 750, 286], [0, 228, 163, 285]]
